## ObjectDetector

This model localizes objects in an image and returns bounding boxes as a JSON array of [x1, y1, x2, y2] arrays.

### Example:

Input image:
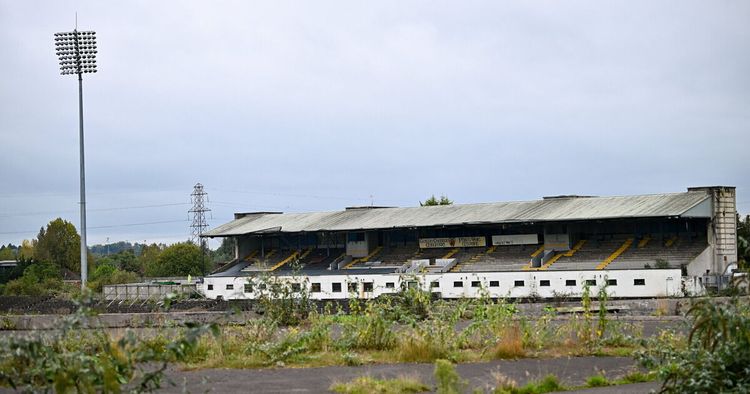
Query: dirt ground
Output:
[[159, 356, 657, 393]]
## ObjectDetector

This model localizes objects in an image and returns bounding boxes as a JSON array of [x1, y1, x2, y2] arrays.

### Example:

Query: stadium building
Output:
[[200, 186, 737, 300]]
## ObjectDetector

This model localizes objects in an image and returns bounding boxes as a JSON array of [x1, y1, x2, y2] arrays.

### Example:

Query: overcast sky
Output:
[[1, 1, 748, 248]]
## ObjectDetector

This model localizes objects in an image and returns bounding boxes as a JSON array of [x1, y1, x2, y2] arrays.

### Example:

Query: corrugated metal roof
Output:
[[203, 191, 710, 237]]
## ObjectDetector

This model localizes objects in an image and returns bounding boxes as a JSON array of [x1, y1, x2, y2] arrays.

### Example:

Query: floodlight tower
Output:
[[54, 29, 97, 288]]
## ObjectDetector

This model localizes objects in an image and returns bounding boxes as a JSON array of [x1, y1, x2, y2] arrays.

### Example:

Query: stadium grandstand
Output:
[[200, 186, 737, 300]]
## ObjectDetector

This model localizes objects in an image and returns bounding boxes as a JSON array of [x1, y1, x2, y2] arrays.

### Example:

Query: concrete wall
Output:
[[687, 245, 713, 277], [202, 269, 682, 300], [689, 186, 738, 274], [103, 284, 197, 301]]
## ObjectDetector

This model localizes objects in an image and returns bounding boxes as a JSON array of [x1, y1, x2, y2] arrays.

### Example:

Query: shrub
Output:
[[434, 359, 464, 394], [340, 304, 395, 350], [3, 261, 64, 296], [0, 293, 218, 392], [637, 297, 750, 392]]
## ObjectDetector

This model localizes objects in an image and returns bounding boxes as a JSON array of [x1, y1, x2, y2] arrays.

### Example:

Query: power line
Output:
[[0, 219, 191, 235], [213, 188, 369, 202], [0, 202, 190, 218]]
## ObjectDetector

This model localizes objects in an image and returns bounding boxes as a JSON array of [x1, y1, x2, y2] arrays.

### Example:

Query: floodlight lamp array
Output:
[[55, 31, 97, 75]]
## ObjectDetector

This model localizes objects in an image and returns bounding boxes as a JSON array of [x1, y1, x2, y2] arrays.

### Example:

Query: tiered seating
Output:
[[608, 236, 708, 269], [277, 248, 345, 271], [457, 244, 536, 272], [241, 249, 297, 272], [344, 246, 384, 268], [412, 248, 451, 261], [547, 238, 626, 271], [378, 244, 420, 264]]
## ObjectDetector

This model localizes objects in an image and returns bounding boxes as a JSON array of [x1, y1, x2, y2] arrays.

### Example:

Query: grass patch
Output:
[[585, 373, 609, 387], [613, 370, 656, 384], [330, 375, 429, 394], [494, 374, 566, 394], [491, 324, 525, 359]]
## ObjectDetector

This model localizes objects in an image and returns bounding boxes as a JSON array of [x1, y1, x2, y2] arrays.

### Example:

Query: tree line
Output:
[[0, 218, 234, 296]]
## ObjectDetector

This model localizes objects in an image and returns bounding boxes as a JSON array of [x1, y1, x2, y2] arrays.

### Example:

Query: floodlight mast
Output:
[[54, 30, 97, 289]]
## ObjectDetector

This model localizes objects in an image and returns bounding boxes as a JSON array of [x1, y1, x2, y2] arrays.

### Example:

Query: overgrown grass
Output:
[[585, 373, 609, 387], [491, 324, 525, 359], [330, 375, 429, 394], [435, 359, 464, 394], [494, 374, 565, 394]]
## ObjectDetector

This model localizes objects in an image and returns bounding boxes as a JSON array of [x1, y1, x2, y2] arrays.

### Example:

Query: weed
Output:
[[398, 319, 457, 362], [340, 303, 395, 350], [615, 370, 654, 384], [331, 375, 429, 394], [434, 359, 464, 394], [491, 324, 525, 359], [637, 297, 750, 392], [494, 374, 565, 394], [585, 373, 609, 387], [0, 292, 219, 393], [491, 370, 518, 392]]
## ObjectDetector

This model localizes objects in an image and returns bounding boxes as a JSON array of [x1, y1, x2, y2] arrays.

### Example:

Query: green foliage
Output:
[[138, 243, 164, 276], [637, 297, 750, 392], [596, 283, 609, 340], [0, 244, 16, 260], [145, 242, 205, 277], [420, 195, 453, 206], [340, 303, 396, 350], [88, 261, 140, 292], [34, 218, 81, 273], [3, 261, 64, 296], [0, 293, 219, 392], [399, 318, 458, 362], [494, 374, 565, 394], [585, 374, 609, 387], [738, 214, 750, 269], [252, 274, 314, 326], [0, 259, 30, 285], [331, 375, 429, 394], [614, 370, 654, 384], [434, 359, 463, 394], [211, 237, 235, 265]]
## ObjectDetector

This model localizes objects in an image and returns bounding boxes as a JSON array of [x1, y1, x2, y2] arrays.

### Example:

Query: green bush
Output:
[[637, 297, 750, 392], [0, 294, 218, 392], [340, 304, 396, 350], [3, 261, 64, 296], [434, 359, 463, 394]]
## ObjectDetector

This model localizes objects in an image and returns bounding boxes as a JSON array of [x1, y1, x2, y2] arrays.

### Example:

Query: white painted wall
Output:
[[201, 269, 682, 300]]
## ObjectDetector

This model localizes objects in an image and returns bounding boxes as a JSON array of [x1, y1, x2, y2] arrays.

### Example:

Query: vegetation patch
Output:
[[330, 375, 429, 394]]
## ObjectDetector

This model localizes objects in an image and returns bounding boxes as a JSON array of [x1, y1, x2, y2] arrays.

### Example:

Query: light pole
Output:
[[54, 29, 97, 289]]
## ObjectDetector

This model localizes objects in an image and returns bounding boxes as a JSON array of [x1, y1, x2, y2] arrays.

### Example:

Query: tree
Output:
[[145, 242, 206, 277], [34, 218, 81, 273], [137, 243, 164, 276], [88, 260, 139, 292], [738, 214, 750, 269], [420, 194, 453, 206], [0, 244, 15, 260], [211, 237, 235, 264], [18, 240, 34, 260], [3, 261, 64, 296]]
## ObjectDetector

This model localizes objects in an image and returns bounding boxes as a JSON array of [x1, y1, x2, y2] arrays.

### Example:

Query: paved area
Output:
[[160, 356, 651, 393]]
